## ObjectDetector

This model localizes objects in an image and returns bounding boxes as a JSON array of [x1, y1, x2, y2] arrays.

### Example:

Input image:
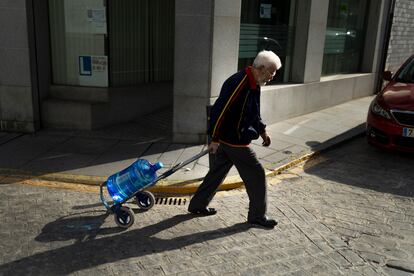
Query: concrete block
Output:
[[0, 0, 26, 9], [310, 0, 329, 25], [41, 99, 93, 130], [214, 0, 241, 17], [0, 85, 34, 121], [304, 51, 324, 83], [174, 56, 211, 97], [291, 0, 328, 83], [259, 74, 374, 129], [353, 74, 375, 98], [43, 82, 172, 131], [175, 15, 212, 58], [0, 7, 28, 48], [172, 132, 206, 144], [174, 13, 212, 98], [108, 83, 172, 125], [176, 0, 212, 16], [329, 78, 355, 105], [261, 85, 307, 124], [305, 81, 333, 112], [211, 16, 240, 98], [307, 22, 327, 54], [0, 48, 31, 86], [173, 95, 208, 143], [49, 86, 109, 103], [0, 120, 35, 133]]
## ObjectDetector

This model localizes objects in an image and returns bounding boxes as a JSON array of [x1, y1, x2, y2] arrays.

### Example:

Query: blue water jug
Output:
[[106, 159, 163, 203]]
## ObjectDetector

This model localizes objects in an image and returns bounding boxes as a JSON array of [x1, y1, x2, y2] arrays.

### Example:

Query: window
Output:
[[108, 0, 174, 86], [322, 0, 369, 75], [49, 0, 108, 87], [238, 0, 296, 83], [48, 0, 174, 88]]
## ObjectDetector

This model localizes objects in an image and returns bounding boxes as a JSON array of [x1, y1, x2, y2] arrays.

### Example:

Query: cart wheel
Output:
[[135, 191, 155, 210], [114, 206, 134, 228]]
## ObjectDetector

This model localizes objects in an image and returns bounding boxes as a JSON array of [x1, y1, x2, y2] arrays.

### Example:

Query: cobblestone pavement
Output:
[[0, 137, 413, 275]]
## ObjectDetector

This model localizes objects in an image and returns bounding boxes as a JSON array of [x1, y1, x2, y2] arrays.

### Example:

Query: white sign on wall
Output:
[[64, 0, 107, 34], [78, 55, 108, 87], [260, 4, 272, 19]]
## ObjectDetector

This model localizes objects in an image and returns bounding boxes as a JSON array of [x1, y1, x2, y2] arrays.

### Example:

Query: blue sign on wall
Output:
[[79, 56, 92, 76]]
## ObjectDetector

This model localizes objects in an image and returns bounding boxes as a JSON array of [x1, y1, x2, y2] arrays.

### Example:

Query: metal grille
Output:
[[394, 136, 414, 148], [155, 197, 187, 206], [391, 110, 414, 127]]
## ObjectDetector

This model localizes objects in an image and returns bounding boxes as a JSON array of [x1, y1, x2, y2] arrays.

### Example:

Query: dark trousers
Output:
[[188, 144, 267, 220]]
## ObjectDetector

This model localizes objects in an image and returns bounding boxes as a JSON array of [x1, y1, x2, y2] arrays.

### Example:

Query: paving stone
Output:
[[386, 260, 414, 274], [136, 266, 166, 276], [174, 271, 209, 276], [338, 249, 365, 266], [207, 262, 239, 275], [327, 251, 353, 269], [160, 261, 198, 275], [383, 266, 414, 276]]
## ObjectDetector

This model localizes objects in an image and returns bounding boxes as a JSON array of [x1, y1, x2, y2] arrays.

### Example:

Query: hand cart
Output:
[[100, 149, 208, 228]]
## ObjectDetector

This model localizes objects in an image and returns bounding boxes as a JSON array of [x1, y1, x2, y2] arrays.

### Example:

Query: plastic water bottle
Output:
[[106, 159, 163, 203]]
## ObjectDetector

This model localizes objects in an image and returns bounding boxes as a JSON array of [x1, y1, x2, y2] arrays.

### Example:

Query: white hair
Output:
[[253, 50, 282, 70]]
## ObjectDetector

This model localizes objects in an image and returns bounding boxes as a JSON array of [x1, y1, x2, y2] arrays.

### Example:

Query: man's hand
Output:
[[261, 132, 271, 147], [208, 142, 219, 154]]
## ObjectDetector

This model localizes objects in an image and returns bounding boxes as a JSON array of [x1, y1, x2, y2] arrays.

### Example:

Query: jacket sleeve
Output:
[[255, 117, 266, 135]]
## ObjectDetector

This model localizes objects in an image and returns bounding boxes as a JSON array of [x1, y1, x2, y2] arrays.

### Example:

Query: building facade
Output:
[[385, 0, 414, 73], [0, 0, 408, 143]]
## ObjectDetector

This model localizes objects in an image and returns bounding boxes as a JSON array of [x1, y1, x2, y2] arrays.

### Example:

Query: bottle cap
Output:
[[152, 161, 163, 171]]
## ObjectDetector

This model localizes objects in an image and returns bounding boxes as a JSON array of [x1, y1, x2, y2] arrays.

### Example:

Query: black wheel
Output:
[[135, 191, 155, 210], [114, 206, 134, 228]]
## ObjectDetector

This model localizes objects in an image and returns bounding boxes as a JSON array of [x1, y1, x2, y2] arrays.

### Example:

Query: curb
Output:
[[0, 124, 366, 194]]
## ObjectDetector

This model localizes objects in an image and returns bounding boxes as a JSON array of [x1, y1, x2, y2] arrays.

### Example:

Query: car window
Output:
[[395, 58, 414, 83]]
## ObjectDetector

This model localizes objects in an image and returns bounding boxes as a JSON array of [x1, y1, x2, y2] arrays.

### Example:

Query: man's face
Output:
[[258, 65, 277, 86]]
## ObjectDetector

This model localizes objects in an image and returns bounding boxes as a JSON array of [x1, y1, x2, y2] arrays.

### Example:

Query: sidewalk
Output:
[[0, 96, 374, 194]]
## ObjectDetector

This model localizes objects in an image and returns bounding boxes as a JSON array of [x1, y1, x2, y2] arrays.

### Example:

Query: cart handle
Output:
[[156, 149, 209, 181], [100, 181, 112, 210]]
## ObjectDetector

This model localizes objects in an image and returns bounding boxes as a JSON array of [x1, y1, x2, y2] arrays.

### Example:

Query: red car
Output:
[[366, 54, 414, 152]]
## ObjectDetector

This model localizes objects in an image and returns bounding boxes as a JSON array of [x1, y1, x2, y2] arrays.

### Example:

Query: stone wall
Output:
[[0, 0, 37, 132], [386, 0, 414, 72]]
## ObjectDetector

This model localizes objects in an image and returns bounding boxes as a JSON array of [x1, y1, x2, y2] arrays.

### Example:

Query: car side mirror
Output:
[[383, 71, 392, 81]]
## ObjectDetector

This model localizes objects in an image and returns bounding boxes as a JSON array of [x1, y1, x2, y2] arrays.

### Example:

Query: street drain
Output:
[[155, 197, 187, 206]]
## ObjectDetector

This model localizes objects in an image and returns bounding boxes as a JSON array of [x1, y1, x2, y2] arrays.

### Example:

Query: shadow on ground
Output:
[[34, 211, 123, 243], [0, 107, 204, 175], [0, 214, 252, 274], [303, 135, 414, 197]]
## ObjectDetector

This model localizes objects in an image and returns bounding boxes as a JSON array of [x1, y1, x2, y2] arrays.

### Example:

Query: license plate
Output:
[[403, 127, 414, 138]]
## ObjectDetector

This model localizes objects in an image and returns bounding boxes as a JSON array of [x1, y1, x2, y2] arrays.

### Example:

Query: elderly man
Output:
[[188, 50, 282, 228]]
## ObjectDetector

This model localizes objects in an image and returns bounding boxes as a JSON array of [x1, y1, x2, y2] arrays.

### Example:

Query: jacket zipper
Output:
[[237, 90, 250, 140]]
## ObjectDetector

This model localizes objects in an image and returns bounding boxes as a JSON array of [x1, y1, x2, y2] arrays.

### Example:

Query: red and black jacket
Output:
[[208, 66, 266, 146]]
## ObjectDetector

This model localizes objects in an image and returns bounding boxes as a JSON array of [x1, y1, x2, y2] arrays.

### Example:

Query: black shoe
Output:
[[248, 216, 278, 228], [188, 207, 217, 216]]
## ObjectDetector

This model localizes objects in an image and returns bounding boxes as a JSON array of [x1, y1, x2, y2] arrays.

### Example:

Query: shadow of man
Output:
[[34, 211, 124, 243], [0, 214, 253, 275]]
